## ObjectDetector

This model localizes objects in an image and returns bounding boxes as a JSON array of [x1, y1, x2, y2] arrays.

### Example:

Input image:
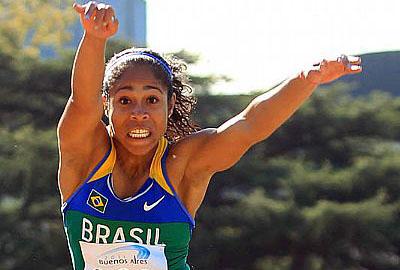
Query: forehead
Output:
[[111, 65, 167, 93], [118, 64, 158, 81]]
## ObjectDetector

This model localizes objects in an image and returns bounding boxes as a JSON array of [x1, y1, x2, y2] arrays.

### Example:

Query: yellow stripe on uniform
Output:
[[88, 140, 116, 183], [88, 137, 173, 195], [150, 137, 173, 195]]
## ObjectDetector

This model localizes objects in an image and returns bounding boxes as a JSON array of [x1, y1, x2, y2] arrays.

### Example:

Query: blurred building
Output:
[[39, 0, 146, 58], [72, 0, 147, 47]]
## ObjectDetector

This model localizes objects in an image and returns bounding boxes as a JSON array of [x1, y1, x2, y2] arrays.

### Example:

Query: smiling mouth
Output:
[[127, 128, 151, 139]]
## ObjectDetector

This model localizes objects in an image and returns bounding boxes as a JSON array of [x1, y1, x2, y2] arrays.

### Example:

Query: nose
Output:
[[130, 105, 150, 121]]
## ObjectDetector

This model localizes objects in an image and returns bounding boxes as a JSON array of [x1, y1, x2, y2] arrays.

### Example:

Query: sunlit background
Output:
[[1, 1, 400, 270], [146, 0, 400, 93]]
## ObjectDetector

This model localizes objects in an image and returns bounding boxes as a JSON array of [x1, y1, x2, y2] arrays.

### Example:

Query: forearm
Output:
[[243, 72, 318, 143], [71, 33, 106, 106]]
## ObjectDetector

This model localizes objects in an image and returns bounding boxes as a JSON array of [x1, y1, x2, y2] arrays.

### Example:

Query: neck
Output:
[[113, 140, 158, 180]]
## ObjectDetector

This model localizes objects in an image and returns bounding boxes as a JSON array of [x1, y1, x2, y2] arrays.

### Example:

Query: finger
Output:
[[333, 55, 349, 73], [337, 54, 361, 65], [94, 8, 106, 28], [85, 1, 97, 20], [347, 55, 361, 65], [347, 64, 362, 74], [115, 17, 119, 26], [102, 6, 115, 27], [72, 3, 85, 14], [97, 3, 107, 9], [337, 54, 349, 64], [319, 59, 330, 72], [110, 18, 119, 31]]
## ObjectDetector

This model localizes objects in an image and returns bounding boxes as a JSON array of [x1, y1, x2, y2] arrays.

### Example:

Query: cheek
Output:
[[107, 104, 124, 126], [151, 104, 169, 129], [153, 107, 168, 123]]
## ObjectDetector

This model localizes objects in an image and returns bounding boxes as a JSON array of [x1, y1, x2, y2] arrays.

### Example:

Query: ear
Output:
[[168, 93, 176, 117], [102, 95, 108, 114]]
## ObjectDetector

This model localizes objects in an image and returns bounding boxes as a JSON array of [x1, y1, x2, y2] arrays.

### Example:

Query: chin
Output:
[[123, 135, 160, 156]]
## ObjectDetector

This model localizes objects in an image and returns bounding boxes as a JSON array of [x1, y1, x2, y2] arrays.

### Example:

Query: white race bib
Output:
[[80, 241, 168, 270]]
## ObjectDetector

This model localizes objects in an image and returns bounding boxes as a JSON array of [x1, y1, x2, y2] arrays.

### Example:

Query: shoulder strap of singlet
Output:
[[158, 139, 196, 227], [149, 137, 174, 195], [87, 136, 174, 197]]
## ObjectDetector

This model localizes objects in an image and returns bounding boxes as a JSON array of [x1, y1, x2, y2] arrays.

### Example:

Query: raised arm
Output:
[[58, 2, 118, 147], [186, 55, 362, 176], [57, 2, 118, 201]]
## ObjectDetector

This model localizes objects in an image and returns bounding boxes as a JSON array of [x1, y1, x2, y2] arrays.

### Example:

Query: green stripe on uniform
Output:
[[64, 210, 191, 270]]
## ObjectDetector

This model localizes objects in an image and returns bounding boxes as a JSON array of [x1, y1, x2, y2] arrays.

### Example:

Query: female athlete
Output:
[[58, 2, 362, 269]]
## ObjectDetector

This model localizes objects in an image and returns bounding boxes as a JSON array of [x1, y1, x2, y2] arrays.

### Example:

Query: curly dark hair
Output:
[[102, 48, 199, 142]]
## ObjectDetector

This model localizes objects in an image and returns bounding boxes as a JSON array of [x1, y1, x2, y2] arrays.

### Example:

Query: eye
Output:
[[147, 96, 159, 104], [119, 97, 131, 105]]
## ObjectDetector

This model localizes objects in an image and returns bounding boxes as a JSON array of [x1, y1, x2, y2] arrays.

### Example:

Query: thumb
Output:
[[73, 3, 85, 14]]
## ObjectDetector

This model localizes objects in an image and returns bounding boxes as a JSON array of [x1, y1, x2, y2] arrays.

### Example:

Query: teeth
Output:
[[128, 129, 150, 138]]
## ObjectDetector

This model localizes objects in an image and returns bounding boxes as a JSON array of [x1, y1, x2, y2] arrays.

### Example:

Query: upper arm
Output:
[[184, 112, 255, 176], [59, 31, 108, 152], [57, 95, 104, 149], [57, 96, 108, 201], [182, 76, 319, 179], [57, 34, 110, 200], [166, 113, 259, 216]]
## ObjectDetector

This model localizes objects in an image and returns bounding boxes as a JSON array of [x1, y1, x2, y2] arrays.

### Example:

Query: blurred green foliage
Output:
[[1, 3, 400, 269], [0, 0, 75, 58], [190, 88, 400, 270]]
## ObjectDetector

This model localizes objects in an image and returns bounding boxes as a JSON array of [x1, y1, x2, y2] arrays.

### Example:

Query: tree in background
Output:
[[190, 86, 400, 270], [1, 48, 400, 269], [173, 49, 231, 95], [0, 127, 69, 270], [0, 0, 75, 58], [1, 2, 400, 268]]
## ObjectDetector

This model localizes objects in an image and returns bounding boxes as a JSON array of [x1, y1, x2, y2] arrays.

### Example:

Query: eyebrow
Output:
[[115, 85, 164, 94]]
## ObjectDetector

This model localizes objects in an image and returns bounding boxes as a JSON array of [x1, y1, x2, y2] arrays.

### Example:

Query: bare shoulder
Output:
[[169, 128, 217, 158], [165, 129, 217, 216], [58, 122, 110, 202], [166, 128, 217, 187]]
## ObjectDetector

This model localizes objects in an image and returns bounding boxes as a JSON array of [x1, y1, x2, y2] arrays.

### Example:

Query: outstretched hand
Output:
[[73, 1, 119, 40], [304, 55, 362, 85]]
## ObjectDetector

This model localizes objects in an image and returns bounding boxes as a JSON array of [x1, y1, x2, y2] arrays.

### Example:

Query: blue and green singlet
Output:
[[62, 137, 194, 270]]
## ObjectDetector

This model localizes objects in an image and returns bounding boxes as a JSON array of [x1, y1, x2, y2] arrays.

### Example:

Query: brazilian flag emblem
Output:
[[87, 189, 108, 213]]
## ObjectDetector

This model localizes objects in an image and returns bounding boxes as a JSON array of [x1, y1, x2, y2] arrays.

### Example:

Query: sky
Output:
[[145, 0, 400, 94]]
